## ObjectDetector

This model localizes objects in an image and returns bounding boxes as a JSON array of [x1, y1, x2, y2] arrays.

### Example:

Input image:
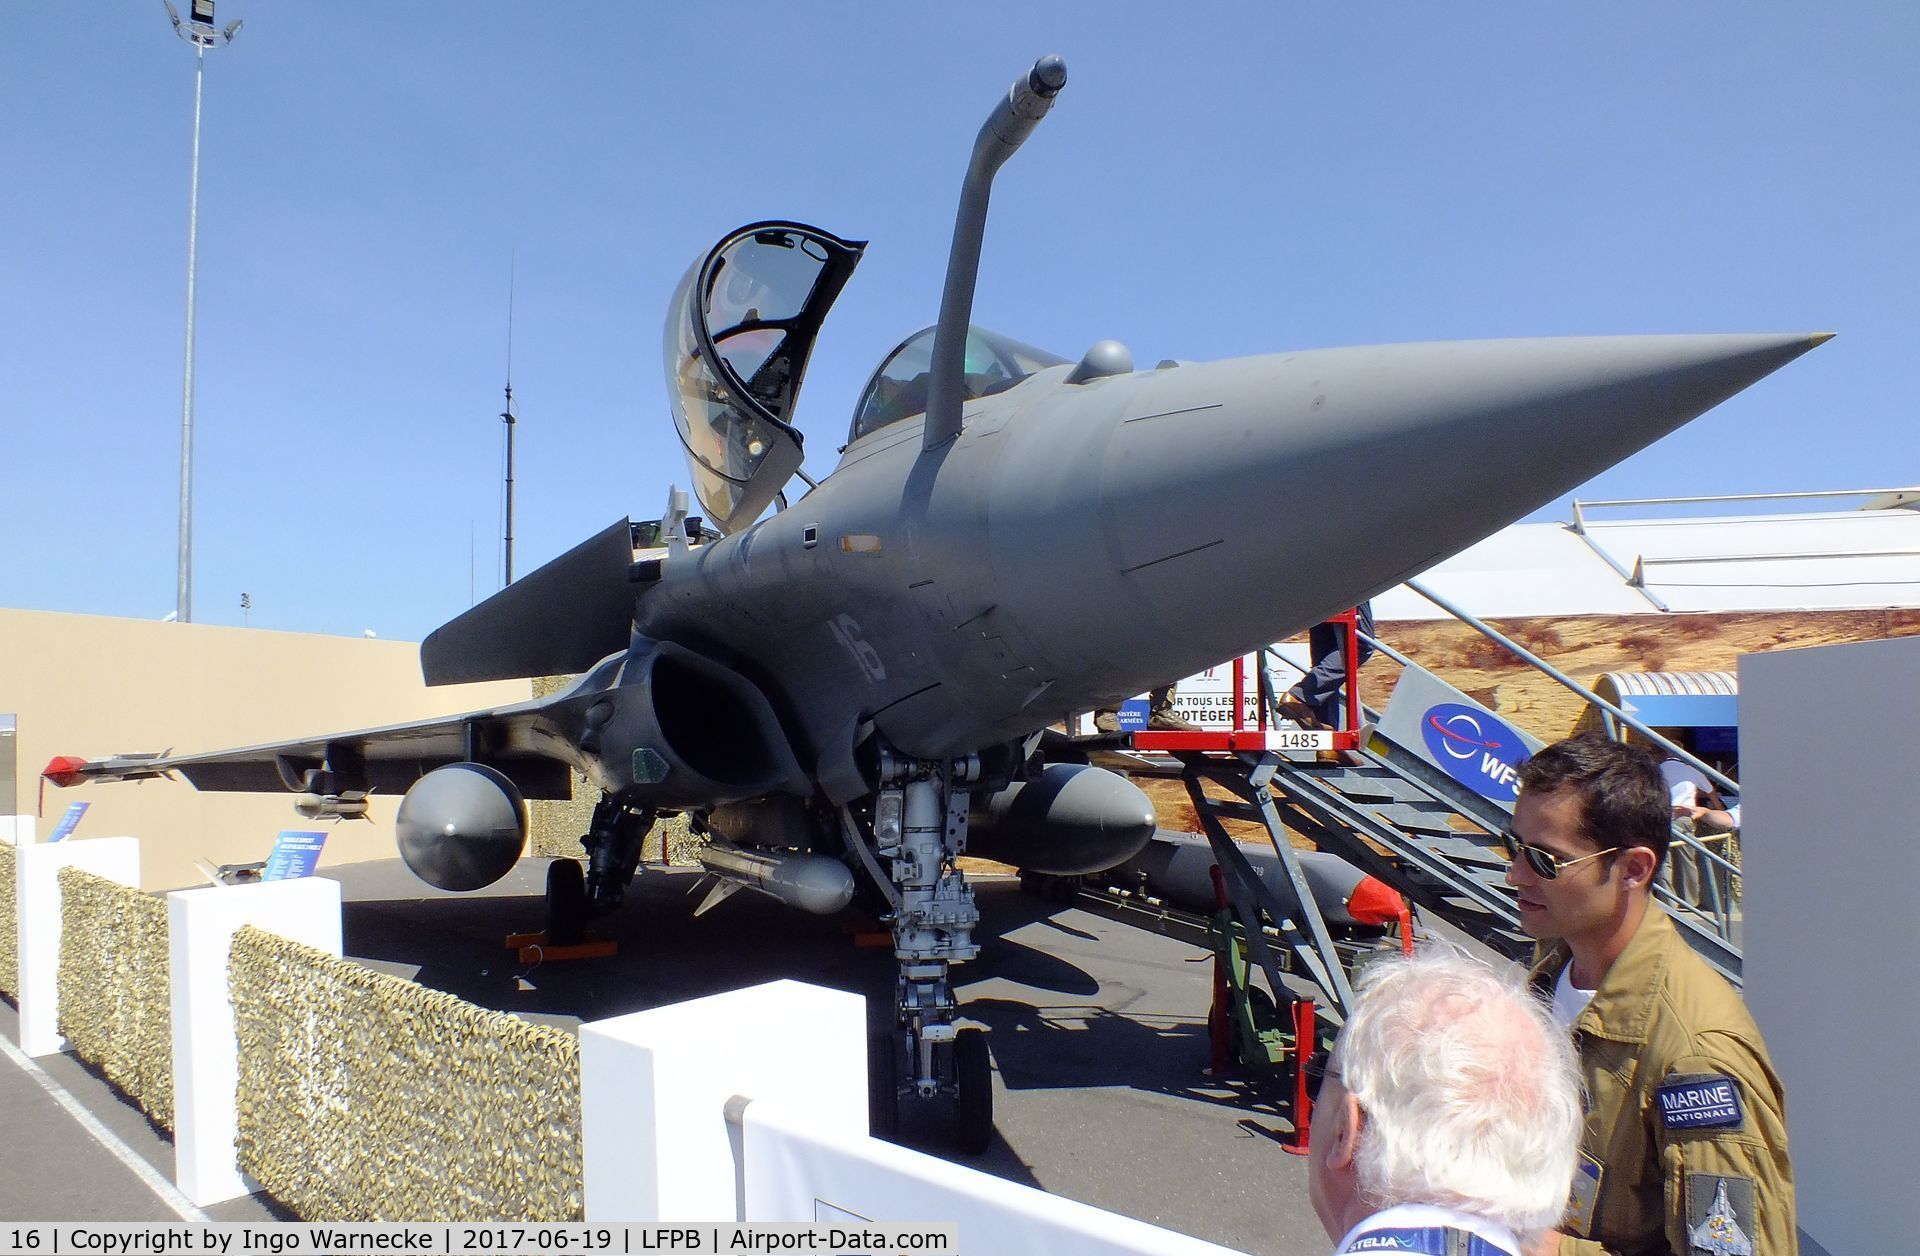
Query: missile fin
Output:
[[693, 877, 745, 918]]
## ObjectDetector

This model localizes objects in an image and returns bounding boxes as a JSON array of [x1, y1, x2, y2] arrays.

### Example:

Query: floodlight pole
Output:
[[166, 0, 241, 623]]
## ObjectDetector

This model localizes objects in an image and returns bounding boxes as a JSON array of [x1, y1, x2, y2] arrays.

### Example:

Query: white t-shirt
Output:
[[1551, 963, 1597, 1030]]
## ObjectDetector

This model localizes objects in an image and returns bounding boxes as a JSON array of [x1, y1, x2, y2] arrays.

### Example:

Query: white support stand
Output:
[[1, 814, 33, 845], [168, 877, 343, 1208], [580, 979, 867, 1222], [15, 835, 141, 1057]]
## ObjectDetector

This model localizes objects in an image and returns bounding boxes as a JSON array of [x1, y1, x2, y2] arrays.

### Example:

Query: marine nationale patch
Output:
[[1656, 1073, 1746, 1132], [1686, 1174, 1756, 1255]]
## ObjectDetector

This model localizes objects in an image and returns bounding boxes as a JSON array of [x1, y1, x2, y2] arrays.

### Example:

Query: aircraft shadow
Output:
[[963, 995, 1290, 1122], [337, 869, 1112, 1021], [330, 863, 1280, 1178]]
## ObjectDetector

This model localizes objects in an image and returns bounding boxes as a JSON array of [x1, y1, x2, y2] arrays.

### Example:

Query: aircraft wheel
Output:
[[868, 1030, 900, 1141], [952, 1027, 993, 1155], [546, 858, 588, 947]]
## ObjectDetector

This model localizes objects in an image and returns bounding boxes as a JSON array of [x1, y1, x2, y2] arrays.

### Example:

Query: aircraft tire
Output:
[[953, 1027, 993, 1155], [546, 858, 588, 947]]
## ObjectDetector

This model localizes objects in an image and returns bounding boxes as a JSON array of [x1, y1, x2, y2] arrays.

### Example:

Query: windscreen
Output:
[[850, 325, 1067, 442]]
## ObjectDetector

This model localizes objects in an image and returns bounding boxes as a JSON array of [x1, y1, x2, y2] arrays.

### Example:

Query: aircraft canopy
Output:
[[851, 325, 1067, 442], [665, 221, 864, 535]]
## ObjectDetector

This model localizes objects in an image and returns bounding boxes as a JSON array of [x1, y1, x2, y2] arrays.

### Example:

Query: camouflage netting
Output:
[[0, 842, 17, 997], [230, 926, 582, 1221], [55, 867, 173, 1128], [526, 675, 699, 865]]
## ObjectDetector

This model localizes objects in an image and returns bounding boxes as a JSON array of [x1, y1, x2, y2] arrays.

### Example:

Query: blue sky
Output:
[[5, 4, 1913, 641]]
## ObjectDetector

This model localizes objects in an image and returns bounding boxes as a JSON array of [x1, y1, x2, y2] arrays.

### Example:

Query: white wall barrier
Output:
[[741, 1099, 1242, 1255], [14, 834, 141, 1057], [14, 837, 1245, 1249], [168, 877, 344, 1208], [2, 814, 32, 845], [580, 979, 868, 1222], [580, 977, 1244, 1254], [1742, 636, 1915, 1256]]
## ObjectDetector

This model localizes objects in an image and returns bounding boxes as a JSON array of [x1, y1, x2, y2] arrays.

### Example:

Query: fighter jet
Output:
[[46, 55, 1828, 1152]]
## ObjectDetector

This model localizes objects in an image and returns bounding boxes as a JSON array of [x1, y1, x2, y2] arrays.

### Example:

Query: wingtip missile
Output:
[[42, 752, 170, 788]]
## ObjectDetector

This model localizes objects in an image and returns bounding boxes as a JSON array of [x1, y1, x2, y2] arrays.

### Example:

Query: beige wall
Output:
[[0, 608, 529, 891]]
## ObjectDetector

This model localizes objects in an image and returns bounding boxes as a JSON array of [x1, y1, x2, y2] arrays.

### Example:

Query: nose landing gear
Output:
[[855, 749, 994, 1154]]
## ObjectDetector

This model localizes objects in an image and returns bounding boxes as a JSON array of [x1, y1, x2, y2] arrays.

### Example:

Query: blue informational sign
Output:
[[48, 801, 89, 843], [1117, 699, 1151, 731], [1418, 702, 1533, 803], [263, 830, 328, 881]]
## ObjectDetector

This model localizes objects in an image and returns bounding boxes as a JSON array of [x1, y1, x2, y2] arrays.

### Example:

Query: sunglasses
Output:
[[1500, 830, 1622, 880]]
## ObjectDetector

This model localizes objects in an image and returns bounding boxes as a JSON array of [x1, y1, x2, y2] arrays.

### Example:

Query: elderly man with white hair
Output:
[[1307, 946, 1583, 1256]]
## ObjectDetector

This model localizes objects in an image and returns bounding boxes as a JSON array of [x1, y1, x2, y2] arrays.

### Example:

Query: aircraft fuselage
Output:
[[635, 332, 1822, 797]]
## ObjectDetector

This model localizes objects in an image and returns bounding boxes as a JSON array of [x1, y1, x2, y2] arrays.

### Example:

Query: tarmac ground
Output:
[[0, 856, 1330, 1254]]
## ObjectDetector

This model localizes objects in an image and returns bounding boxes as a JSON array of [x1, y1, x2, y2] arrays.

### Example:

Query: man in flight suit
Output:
[[1507, 735, 1794, 1256]]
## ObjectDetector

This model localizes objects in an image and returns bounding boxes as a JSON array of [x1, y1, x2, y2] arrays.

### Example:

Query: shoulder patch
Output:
[[1686, 1174, 1756, 1255], [1657, 1072, 1745, 1132]]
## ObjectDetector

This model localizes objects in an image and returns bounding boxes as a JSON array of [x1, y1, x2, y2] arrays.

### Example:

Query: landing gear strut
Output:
[[859, 749, 994, 1154], [579, 795, 655, 912], [542, 793, 655, 946]]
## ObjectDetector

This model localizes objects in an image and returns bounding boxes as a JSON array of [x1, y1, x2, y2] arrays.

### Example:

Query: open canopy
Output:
[[664, 221, 864, 535]]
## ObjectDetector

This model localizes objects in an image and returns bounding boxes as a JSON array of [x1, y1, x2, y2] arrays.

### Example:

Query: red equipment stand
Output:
[[503, 930, 618, 964], [1282, 998, 1317, 1156], [1132, 614, 1369, 1151], [1129, 607, 1365, 754]]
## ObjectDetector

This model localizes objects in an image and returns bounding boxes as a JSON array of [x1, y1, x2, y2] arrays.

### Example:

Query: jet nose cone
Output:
[[1077, 332, 1829, 678]]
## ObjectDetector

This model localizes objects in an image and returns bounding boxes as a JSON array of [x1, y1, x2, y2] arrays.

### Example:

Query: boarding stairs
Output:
[[1076, 593, 1744, 1021]]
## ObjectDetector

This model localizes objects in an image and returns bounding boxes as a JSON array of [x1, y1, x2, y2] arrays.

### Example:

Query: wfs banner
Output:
[[1375, 668, 1544, 806]]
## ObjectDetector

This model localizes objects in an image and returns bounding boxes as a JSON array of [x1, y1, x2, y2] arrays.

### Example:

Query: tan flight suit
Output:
[[1531, 906, 1795, 1256]]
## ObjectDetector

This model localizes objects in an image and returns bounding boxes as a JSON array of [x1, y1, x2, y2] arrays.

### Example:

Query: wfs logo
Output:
[[1420, 703, 1530, 802]]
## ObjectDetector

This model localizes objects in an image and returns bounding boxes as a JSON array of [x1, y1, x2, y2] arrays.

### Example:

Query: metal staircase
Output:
[[1262, 754, 1526, 957], [1079, 598, 1745, 1019]]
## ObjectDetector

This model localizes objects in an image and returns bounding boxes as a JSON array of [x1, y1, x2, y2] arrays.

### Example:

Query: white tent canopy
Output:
[[1376, 488, 1920, 621]]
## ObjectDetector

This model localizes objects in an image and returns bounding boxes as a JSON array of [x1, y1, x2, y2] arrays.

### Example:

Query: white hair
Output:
[[1338, 945, 1582, 1240]]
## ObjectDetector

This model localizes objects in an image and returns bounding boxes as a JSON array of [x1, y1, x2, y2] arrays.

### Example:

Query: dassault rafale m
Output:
[[47, 56, 1828, 1151]]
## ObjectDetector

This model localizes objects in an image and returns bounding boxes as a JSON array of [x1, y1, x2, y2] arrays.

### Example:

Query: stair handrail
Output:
[[1258, 620, 1739, 957], [1377, 585, 1743, 922], [1400, 578, 1739, 796], [1350, 619, 1739, 941]]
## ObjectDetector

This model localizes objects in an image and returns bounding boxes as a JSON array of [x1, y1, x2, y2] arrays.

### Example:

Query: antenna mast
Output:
[[501, 254, 516, 587]]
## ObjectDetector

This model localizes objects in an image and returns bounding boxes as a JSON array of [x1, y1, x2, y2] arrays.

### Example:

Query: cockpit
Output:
[[849, 326, 1068, 443]]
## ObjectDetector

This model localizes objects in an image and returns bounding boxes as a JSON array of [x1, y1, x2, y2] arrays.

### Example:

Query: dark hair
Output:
[[1516, 733, 1672, 869]]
